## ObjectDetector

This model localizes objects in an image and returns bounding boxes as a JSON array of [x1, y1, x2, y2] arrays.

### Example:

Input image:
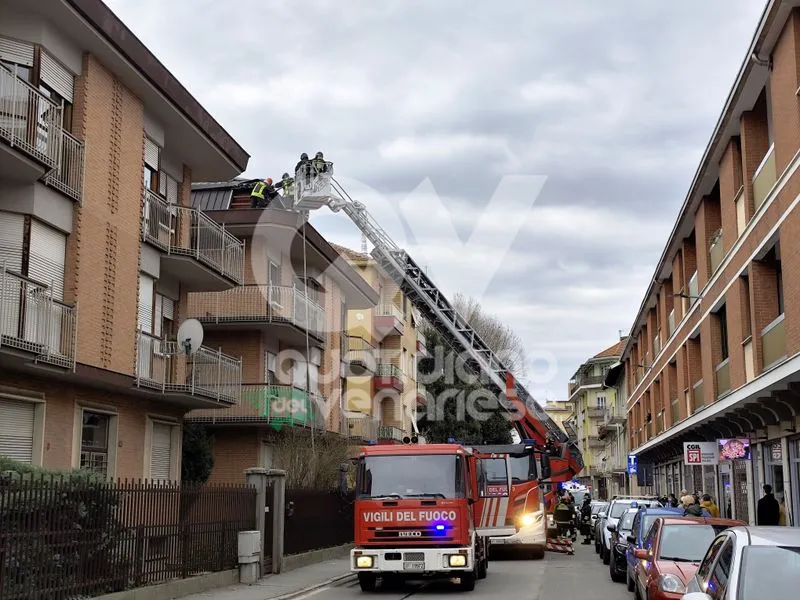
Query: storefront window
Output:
[[764, 442, 785, 503]]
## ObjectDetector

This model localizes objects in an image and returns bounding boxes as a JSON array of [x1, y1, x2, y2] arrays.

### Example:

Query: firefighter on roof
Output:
[[250, 178, 277, 208]]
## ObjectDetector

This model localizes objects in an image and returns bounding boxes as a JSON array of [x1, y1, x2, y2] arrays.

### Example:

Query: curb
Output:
[[269, 573, 357, 600]]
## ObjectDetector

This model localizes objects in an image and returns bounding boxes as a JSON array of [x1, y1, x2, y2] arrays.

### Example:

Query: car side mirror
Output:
[[598, 512, 606, 519], [606, 524, 616, 532], [626, 535, 636, 544], [682, 594, 712, 600], [633, 548, 648, 560]]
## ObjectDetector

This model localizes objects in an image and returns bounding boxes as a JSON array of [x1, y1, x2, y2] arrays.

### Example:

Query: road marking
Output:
[[290, 586, 329, 600]]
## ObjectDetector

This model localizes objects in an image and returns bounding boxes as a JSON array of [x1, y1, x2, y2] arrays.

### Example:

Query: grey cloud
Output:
[[106, 0, 765, 396]]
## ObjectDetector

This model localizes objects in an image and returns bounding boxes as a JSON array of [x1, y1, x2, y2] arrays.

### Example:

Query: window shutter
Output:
[[150, 422, 172, 480], [0, 212, 24, 272], [39, 51, 74, 102], [162, 296, 174, 320], [0, 38, 34, 66], [138, 274, 154, 333], [144, 138, 160, 169], [0, 399, 35, 463], [154, 294, 163, 337], [28, 220, 66, 300]]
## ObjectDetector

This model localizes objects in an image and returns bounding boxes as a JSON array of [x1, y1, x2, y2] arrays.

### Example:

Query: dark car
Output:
[[607, 507, 637, 582], [623, 506, 683, 591]]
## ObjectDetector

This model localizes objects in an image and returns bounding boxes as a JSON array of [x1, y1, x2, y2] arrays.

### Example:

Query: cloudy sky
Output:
[[108, 0, 765, 400]]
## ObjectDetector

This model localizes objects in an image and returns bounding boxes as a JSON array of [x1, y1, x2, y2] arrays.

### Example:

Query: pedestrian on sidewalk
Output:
[[757, 484, 780, 525]]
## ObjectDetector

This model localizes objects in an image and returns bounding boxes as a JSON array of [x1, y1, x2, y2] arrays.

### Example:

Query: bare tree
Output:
[[452, 293, 527, 377]]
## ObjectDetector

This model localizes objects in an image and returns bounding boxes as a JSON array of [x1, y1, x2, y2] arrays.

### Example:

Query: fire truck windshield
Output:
[[509, 455, 535, 482], [357, 454, 465, 499]]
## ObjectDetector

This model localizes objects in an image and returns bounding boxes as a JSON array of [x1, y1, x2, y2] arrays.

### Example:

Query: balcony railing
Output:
[[0, 64, 62, 169], [762, 314, 787, 370], [671, 398, 679, 425], [345, 415, 379, 440], [187, 285, 325, 338], [709, 230, 724, 274], [668, 309, 676, 336], [753, 144, 776, 211], [0, 266, 77, 369], [715, 359, 731, 398], [587, 406, 605, 418], [241, 385, 322, 428], [586, 435, 605, 449], [416, 330, 427, 353], [377, 425, 404, 441], [692, 379, 705, 413], [688, 271, 699, 306], [375, 364, 403, 379], [135, 331, 242, 404], [142, 190, 244, 284], [346, 335, 376, 368], [376, 303, 404, 322], [44, 130, 84, 201]]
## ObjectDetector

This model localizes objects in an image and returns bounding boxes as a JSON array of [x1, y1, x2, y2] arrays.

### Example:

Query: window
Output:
[[707, 538, 733, 599], [763, 245, 784, 316], [1, 59, 32, 82], [269, 261, 281, 287], [265, 352, 276, 385], [596, 396, 607, 409], [137, 274, 155, 333], [144, 138, 160, 192], [149, 421, 175, 481], [80, 411, 110, 475], [738, 545, 800, 600], [38, 82, 72, 130], [716, 305, 729, 361], [0, 398, 37, 463], [153, 294, 175, 339]]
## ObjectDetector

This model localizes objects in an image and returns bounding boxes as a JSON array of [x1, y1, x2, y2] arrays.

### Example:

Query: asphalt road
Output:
[[302, 541, 627, 599]]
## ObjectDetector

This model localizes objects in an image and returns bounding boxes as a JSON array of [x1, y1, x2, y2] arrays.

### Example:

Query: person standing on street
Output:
[[700, 494, 720, 518], [757, 484, 780, 525]]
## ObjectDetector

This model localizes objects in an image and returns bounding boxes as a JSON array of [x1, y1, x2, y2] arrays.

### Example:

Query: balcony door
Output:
[[25, 220, 66, 352]]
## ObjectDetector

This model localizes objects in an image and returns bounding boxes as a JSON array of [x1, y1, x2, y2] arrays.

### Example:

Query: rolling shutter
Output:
[[144, 138, 160, 169], [0, 213, 24, 339], [138, 274, 154, 333], [39, 51, 74, 103], [0, 38, 34, 67], [28, 220, 66, 300], [0, 399, 35, 463], [150, 422, 173, 480]]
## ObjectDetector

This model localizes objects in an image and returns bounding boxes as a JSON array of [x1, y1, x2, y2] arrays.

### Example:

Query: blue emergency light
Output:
[[447, 437, 456, 443], [435, 524, 445, 531]]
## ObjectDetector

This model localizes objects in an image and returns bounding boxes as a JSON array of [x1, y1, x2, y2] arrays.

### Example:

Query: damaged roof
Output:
[[191, 178, 292, 211]]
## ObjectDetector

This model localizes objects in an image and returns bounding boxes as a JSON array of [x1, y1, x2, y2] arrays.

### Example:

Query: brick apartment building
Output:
[[181, 182, 379, 483], [624, 0, 800, 525], [0, 0, 251, 479], [332, 244, 428, 444]]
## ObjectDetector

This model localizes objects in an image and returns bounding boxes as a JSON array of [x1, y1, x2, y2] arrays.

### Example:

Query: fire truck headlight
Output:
[[520, 512, 542, 528], [356, 555, 374, 568], [448, 554, 467, 567]]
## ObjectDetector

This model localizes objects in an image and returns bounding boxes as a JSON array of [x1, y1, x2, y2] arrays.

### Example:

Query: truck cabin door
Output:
[[472, 454, 516, 537]]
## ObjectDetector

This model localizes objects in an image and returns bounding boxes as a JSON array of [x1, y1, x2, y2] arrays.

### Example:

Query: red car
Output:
[[632, 516, 745, 600]]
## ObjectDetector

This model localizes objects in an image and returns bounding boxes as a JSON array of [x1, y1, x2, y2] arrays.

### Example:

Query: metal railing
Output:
[[753, 144, 776, 211], [762, 314, 787, 369], [586, 406, 605, 418], [135, 331, 242, 404], [376, 302, 404, 322], [688, 271, 699, 306], [44, 129, 84, 201], [709, 230, 724, 274], [186, 285, 326, 339], [375, 363, 403, 379], [0, 64, 62, 169], [345, 415, 380, 440], [377, 425, 404, 441], [242, 384, 322, 427], [346, 335, 376, 367], [142, 190, 244, 284], [0, 265, 77, 369]]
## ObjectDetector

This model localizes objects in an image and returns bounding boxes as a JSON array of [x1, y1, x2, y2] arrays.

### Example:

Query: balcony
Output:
[[416, 330, 428, 355], [715, 359, 731, 398], [187, 285, 325, 343], [569, 374, 604, 396], [691, 379, 705, 413], [135, 331, 242, 406], [374, 363, 404, 392], [0, 65, 60, 181], [752, 144, 776, 211], [377, 425, 404, 443], [344, 414, 380, 441], [44, 130, 84, 202], [417, 381, 427, 406], [668, 309, 676, 336], [344, 336, 376, 374], [587, 406, 605, 419], [709, 230, 724, 274], [0, 268, 77, 369], [373, 303, 404, 337], [586, 435, 605, 450], [688, 272, 699, 306], [142, 190, 244, 290], [762, 314, 787, 370]]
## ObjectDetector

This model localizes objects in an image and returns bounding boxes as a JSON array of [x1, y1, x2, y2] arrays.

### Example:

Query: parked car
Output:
[[607, 507, 637, 582], [600, 496, 662, 564], [593, 502, 609, 553], [588, 501, 606, 541], [682, 526, 800, 600], [632, 516, 745, 600], [624, 506, 685, 591]]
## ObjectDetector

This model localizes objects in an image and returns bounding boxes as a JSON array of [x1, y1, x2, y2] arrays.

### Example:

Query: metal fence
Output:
[[141, 190, 245, 284], [283, 488, 354, 556], [135, 331, 242, 404], [0, 265, 78, 369], [0, 476, 257, 600], [44, 129, 85, 202]]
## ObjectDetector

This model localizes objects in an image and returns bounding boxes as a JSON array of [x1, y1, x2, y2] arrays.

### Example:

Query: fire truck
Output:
[[346, 441, 552, 591]]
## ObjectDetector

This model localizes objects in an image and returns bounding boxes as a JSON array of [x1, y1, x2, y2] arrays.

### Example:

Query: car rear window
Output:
[[738, 545, 800, 600], [658, 524, 732, 562]]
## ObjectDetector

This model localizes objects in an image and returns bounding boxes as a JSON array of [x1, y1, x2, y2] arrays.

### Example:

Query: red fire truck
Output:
[[347, 442, 551, 591]]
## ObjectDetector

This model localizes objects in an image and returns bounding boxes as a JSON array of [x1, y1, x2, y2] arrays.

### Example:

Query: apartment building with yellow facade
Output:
[[0, 0, 250, 479], [177, 184, 379, 483], [624, 0, 800, 524], [332, 244, 428, 444], [566, 339, 626, 497]]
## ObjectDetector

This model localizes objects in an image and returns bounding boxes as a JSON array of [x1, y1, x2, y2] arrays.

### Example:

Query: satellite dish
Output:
[[177, 318, 204, 355]]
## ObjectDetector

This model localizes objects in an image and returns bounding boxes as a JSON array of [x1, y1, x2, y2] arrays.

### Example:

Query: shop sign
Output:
[[684, 442, 718, 466]]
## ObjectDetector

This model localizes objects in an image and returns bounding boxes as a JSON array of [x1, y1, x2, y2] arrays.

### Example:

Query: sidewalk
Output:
[[178, 558, 354, 600]]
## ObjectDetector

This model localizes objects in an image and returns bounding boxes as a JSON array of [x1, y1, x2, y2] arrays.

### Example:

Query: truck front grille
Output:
[[366, 525, 454, 543], [403, 552, 425, 562]]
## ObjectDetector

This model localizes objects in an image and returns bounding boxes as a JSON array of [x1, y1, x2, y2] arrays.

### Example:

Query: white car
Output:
[[682, 526, 800, 599], [599, 497, 661, 565]]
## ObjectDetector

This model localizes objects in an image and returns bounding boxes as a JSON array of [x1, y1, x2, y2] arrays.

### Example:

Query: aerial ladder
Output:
[[291, 161, 584, 491]]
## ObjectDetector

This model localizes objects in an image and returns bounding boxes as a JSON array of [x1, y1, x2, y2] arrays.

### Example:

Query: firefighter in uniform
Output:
[[250, 178, 276, 208], [276, 172, 295, 201]]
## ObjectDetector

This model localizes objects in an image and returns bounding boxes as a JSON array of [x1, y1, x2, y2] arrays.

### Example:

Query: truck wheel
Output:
[[530, 546, 545, 560], [458, 571, 476, 591], [477, 556, 487, 579], [358, 573, 377, 592]]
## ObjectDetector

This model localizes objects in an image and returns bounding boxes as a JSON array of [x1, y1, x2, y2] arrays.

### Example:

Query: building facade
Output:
[[567, 339, 625, 496], [332, 244, 427, 444], [542, 400, 572, 433], [180, 184, 379, 483], [0, 0, 249, 479], [624, 0, 800, 526]]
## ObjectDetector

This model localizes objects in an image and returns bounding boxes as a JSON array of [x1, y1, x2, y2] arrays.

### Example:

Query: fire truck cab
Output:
[[347, 443, 537, 591]]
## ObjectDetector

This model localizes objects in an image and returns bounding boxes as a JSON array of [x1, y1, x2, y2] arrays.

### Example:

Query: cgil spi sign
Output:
[[683, 442, 719, 466]]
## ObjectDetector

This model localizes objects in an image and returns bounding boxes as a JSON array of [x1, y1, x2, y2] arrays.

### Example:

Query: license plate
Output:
[[403, 561, 425, 571]]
